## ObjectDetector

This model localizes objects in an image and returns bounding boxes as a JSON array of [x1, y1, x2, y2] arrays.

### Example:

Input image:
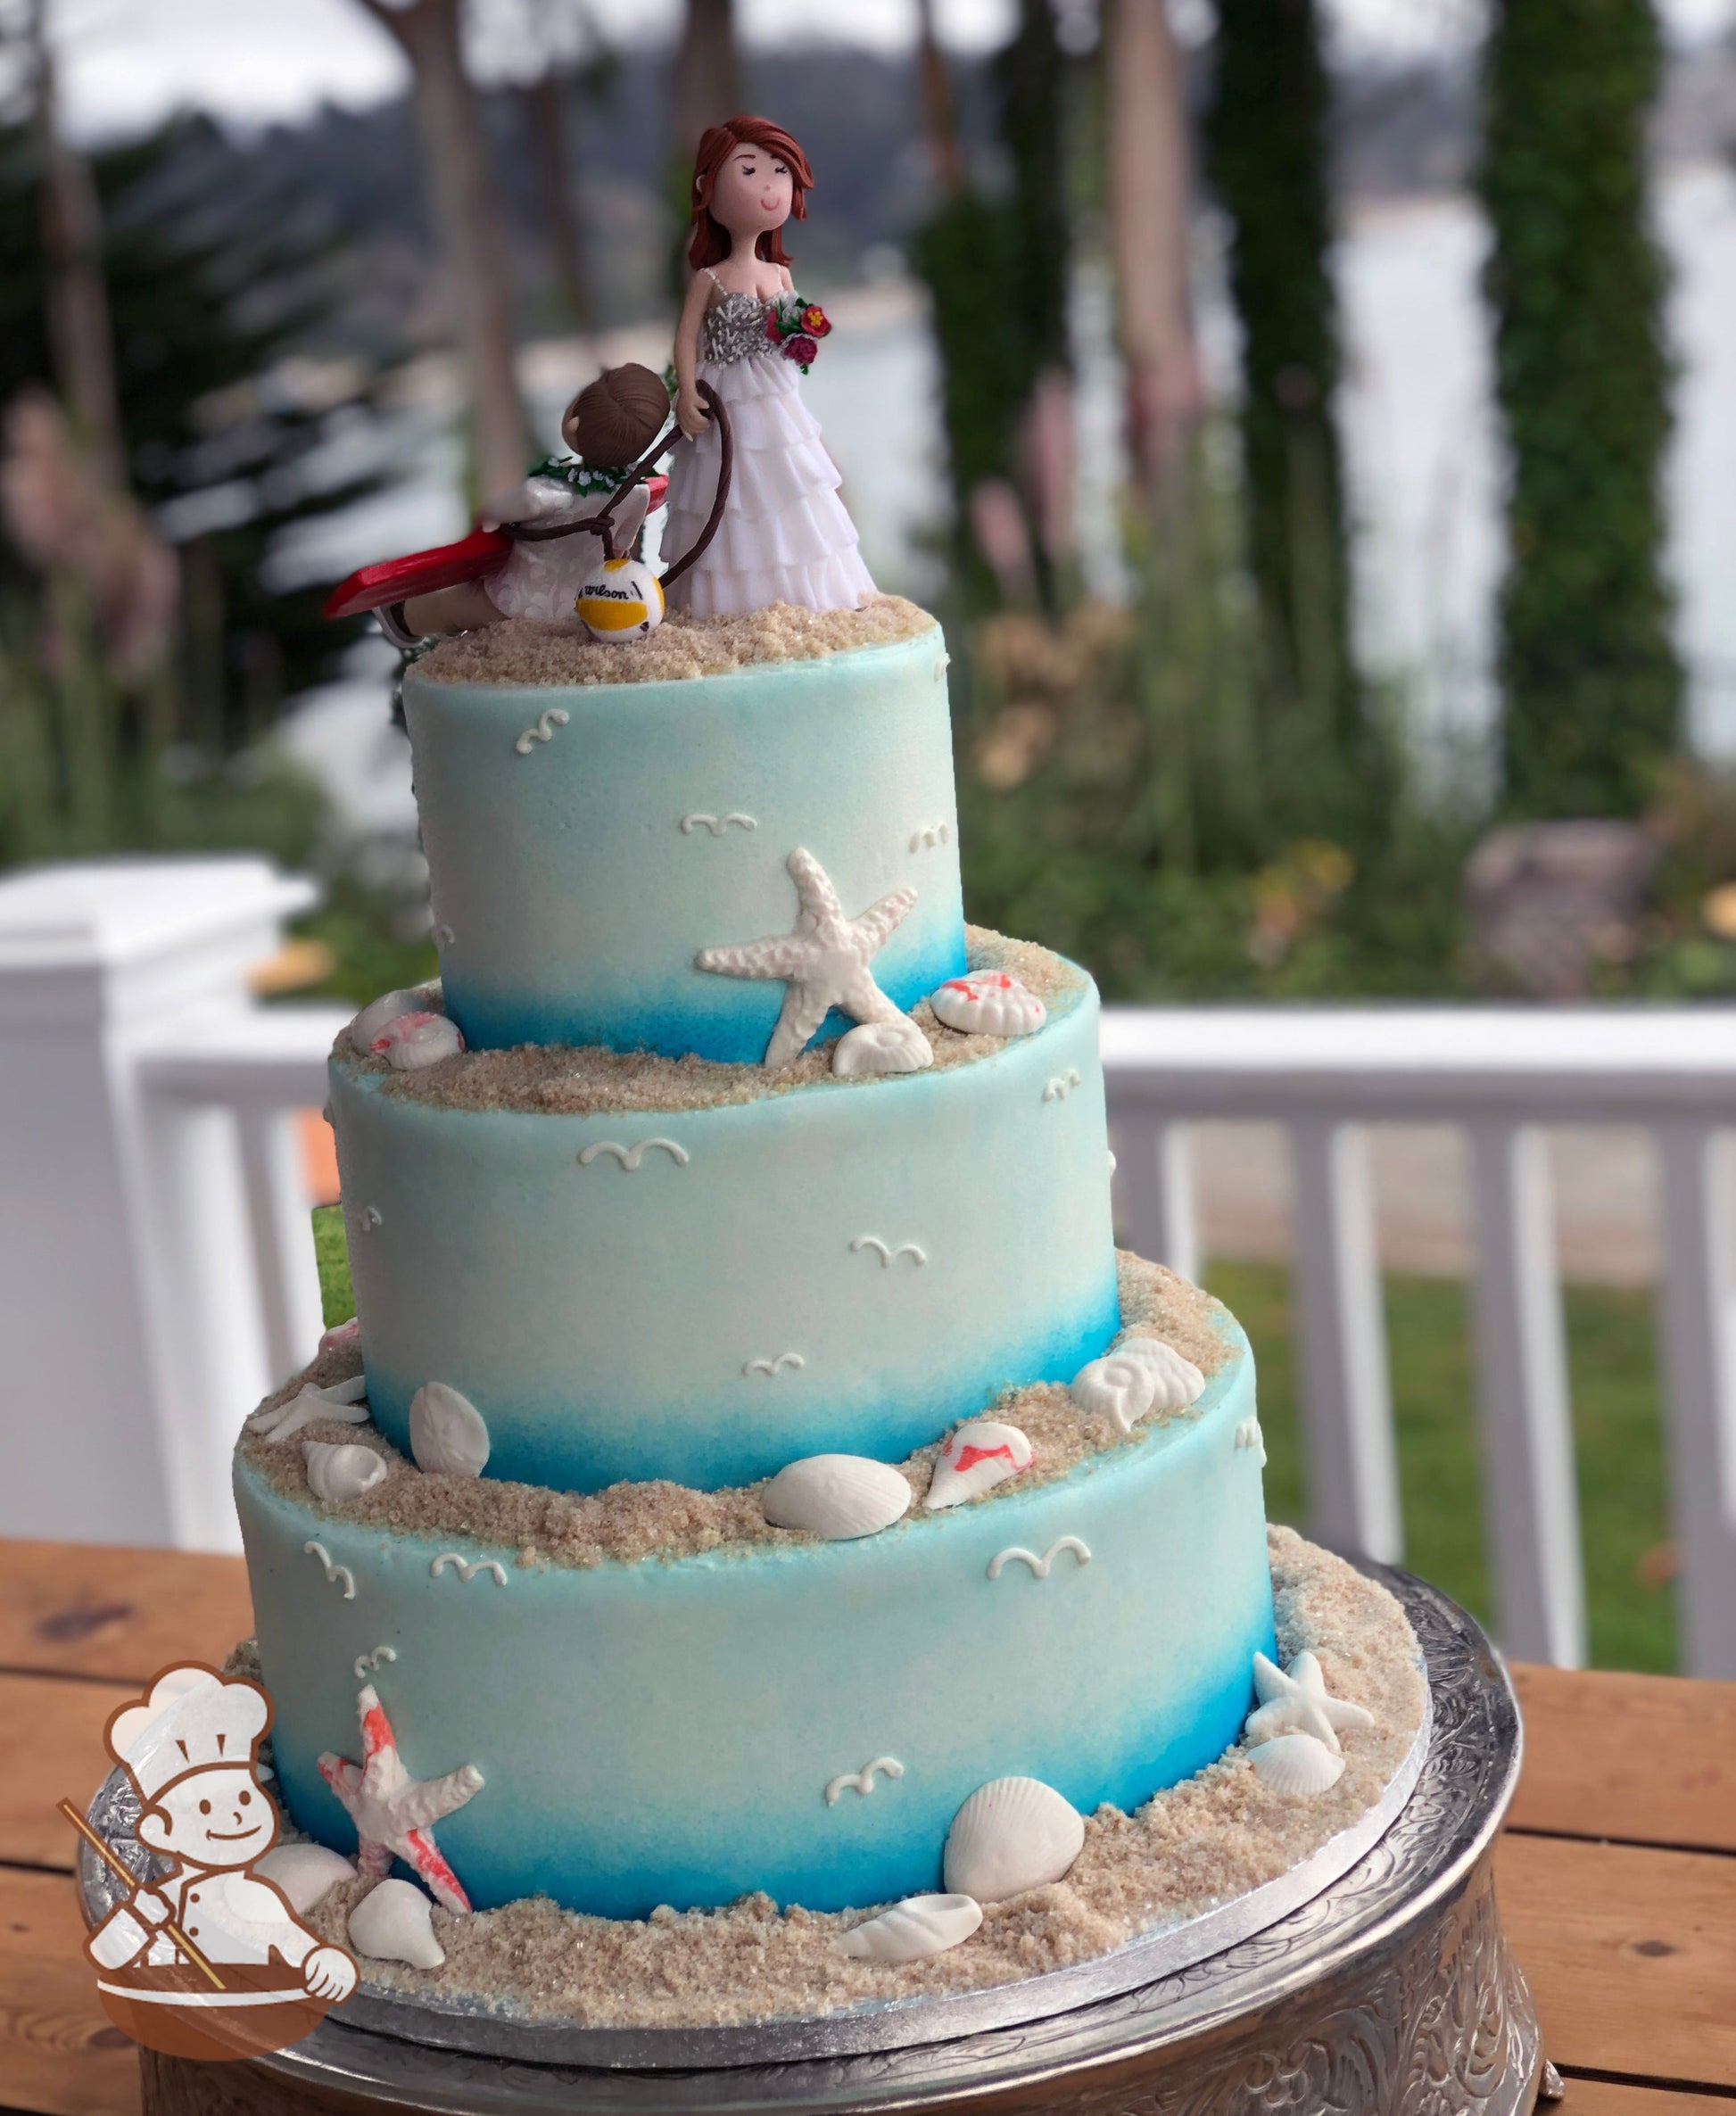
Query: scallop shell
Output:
[[943, 1776, 1085, 1902], [409, 1381, 490, 1478], [255, 1841, 356, 1916], [351, 988, 431, 1054], [1247, 1732, 1346, 1798], [302, 1440, 390, 1505], [378, 1011, 465, 1070], [319, 1316, 360, 1353], [929, 971, 1046, 1038], [1112, 1335, 1205, 1409], [1069, 1354, 1157, 1433], [348, 1878, 444, 1969], [924, 1419, 1034, 1511], [838, 1893, 983, 1963], [832, 1015, 934, 1078], [762, 1454, 913, 1540]]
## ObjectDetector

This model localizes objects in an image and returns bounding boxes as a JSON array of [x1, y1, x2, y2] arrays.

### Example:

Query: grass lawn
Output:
[[311, 1211, 1678, 1674]]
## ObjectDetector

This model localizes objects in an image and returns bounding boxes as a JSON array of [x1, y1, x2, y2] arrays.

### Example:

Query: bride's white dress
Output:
[[661, 280, 876, 616]]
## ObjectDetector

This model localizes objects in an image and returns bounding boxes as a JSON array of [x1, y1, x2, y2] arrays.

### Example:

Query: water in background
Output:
[[278, 163, 1736, 835]]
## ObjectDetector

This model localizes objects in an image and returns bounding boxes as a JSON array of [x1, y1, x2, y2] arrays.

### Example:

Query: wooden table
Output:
[[3, 1537, 1732, 2116]]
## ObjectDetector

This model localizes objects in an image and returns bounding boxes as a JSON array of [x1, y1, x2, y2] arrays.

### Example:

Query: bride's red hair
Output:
[[687, 116, 813, 270]]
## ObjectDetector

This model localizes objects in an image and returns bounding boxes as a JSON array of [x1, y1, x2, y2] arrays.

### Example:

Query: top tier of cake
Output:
[[407, 614, 966, 1062]]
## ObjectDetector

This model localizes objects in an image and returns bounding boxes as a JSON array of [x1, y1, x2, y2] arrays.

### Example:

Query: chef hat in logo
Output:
[[106, 1665, 271, 1802]]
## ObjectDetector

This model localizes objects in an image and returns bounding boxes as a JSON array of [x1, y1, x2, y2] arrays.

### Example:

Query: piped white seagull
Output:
[[1244, 1649, 1376, 1756], [695, 847, 927, 1070]]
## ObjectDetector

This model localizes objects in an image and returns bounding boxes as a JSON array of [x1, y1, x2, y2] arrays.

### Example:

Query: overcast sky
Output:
[[42, 0, 1736, 139]]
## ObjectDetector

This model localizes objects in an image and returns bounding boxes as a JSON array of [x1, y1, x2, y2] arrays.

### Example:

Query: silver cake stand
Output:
[[83, 1565, 1553, 2116]]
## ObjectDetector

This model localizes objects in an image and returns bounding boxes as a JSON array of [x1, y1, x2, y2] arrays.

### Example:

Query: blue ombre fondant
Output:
[[236, 1320, 1274, 1919], [328, 959, 1120, 1492], [404, 628, 968, 1062]]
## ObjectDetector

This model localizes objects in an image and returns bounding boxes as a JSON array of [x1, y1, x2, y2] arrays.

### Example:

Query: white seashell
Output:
[[832, 1015, 934, 1078], [319, 1316, 360, 1353], [409, 1381, 490, 1478], [351, 988, 434, 1053], [943, 1777, 1085, 1902], [348, 1877, 445, 1969], [929, 970, 1046, 1038], [762, 1455, 912, 1540], [255, 1842, 356, 1916], [1247, 1732, 1346, 1798], [1069, 1355, 1157, 1434], [925, 1419, 1034, 1511], [377, 1012, 465, 1070], [1112, 1335, 1206, 1409], [838, 1893, 982, 1963], [302, 1440, 390, 1504]]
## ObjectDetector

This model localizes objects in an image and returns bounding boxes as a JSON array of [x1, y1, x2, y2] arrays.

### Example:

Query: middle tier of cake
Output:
[[329, 935, 1120, 1492]]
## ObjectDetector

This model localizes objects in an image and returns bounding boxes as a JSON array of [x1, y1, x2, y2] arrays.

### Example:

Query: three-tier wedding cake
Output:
[[232, 599, 1423, 2024]]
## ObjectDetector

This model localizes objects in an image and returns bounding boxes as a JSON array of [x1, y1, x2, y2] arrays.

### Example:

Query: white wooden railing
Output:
[[2, 860, 1732, 1676], [1103, 1008, 1736, 1680]]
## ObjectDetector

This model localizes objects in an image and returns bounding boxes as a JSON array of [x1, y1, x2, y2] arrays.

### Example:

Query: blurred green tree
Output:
[[1203, 0, 1362, 751], [1477, 0, 1682, 818], [910, 0, 1073, 611], [0, 112, 391, 749]]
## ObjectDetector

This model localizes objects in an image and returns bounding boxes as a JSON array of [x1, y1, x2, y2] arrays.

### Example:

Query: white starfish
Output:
[[318, 1685, 484, 1913], [247, 1376, 368, 1445], [695, 847, 926, 1070], [1244, 1649, 1375, 1756]]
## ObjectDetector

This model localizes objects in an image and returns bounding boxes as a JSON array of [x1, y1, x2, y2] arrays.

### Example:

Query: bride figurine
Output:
[[664, 115, 876, 616]]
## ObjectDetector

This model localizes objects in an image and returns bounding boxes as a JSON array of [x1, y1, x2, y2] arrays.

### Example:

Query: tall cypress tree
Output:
[[1203, 0, 1360, 745], [1478, 0, 1681, 818]]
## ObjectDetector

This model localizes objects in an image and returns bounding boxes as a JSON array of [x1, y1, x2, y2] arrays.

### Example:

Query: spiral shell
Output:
[[929, 971, 1046, 1038], [255, 1842, 356, 1916], [409, 1381, 490, 1478], [1071, 1337, 1204, 1433], [943, 1776, 1085, 1902], [1247, 1732, 1346, 1798], [350, 988, 433, 1054], [924, 1419, 1034, 1511], [377, 1011, 465, 1070], [302, 1441, 390, 1505], [838, 1893, 983, 1962], [762, 1454, 913, 1540], [348, 1878, 444, 1970]]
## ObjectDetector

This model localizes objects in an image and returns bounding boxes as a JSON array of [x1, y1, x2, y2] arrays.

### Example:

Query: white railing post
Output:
[[0, 858, 321, 1550], [1113, 1112, 1200, 1285], [1652, 1120, 1736, 1679], [1467, 1121, 1586, 1666], [236, 1106, 327, 1384], [1287, 1117, 1404, 1564]]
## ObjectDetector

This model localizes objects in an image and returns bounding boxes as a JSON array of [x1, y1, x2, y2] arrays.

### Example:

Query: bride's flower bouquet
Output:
[[765, 295, 833, 374]]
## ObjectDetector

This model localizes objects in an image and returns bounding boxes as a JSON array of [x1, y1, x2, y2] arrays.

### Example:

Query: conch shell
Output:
[[838, 1893, 982, 1962], [924, 1419, 1033, 1511], [348, 1878, 444, 1969]]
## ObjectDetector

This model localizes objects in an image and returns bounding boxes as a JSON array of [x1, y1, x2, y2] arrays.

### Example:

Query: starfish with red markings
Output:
[[317, 1685, 484, 1913]]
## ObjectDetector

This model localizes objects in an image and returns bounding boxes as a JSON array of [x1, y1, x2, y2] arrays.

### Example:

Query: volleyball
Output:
[[575, 555, 665, 641]]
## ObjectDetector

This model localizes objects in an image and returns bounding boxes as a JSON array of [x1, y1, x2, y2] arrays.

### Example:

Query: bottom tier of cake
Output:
[[236, 1259, 1274, 1919]]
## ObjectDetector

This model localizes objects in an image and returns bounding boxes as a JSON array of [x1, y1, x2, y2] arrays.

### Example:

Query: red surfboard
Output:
[[322, 475, 670, 621]]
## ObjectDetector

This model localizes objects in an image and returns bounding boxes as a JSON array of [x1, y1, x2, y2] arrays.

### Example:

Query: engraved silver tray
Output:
[[87, 1565, 1547, 2113]]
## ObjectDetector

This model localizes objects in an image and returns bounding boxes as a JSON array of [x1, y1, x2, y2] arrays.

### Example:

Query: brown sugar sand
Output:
[[237, 1251, 1236, 1569], [341, 930, 1087, 1118], [267, 1528, 1424, 2030], [413, 596, 936, 689]]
